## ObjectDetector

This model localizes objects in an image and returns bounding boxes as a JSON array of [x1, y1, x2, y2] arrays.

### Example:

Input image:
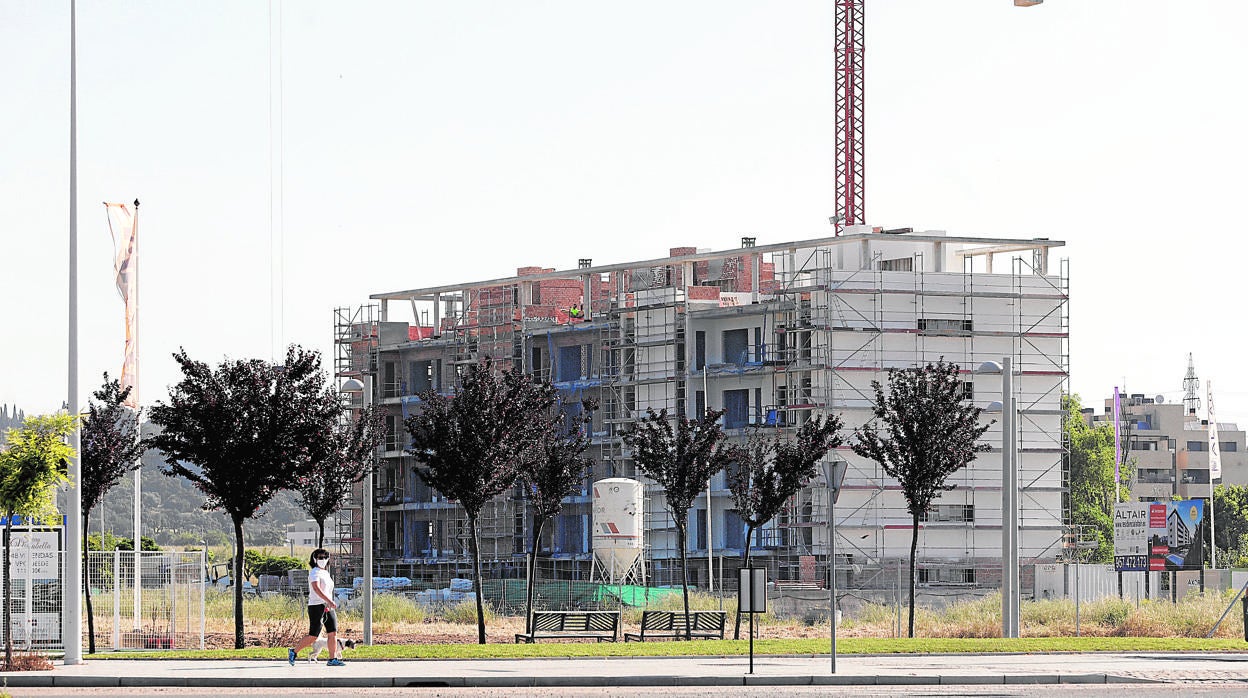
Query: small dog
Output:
[[309, 636, 356, 662]]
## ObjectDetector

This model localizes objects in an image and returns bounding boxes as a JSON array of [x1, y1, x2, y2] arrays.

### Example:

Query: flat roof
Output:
[[371, 231, 1065, 302]]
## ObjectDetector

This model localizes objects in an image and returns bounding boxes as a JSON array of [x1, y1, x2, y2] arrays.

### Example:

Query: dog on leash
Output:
[[308, 636, 356, 662]]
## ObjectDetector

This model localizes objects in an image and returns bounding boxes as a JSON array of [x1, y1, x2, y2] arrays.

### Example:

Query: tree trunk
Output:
[[468, 514, 486, 644], [84, 512, 96, 654], [525, 516, 546, 634], [676, 521, 692, 641], [732, 524, 756, 640], [4, 516, 13, 667], [316, 518, 325, 550], [232, 515, 246, 650], [908, 511, 919, 638]]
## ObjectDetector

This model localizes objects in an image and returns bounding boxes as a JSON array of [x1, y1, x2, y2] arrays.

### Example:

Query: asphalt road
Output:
[[8, 686, 1248, 698]]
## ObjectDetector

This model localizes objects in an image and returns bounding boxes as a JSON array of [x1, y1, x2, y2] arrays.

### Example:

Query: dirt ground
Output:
[[204, 614, 850, 650]]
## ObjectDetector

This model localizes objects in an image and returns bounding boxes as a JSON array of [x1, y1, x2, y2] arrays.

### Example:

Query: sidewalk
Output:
[[6, 652, 1248, 688]]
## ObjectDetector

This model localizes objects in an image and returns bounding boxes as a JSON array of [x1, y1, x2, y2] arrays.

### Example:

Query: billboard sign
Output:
[[1114, 500, 1205, 572], [1113, 503, 1149, 571]]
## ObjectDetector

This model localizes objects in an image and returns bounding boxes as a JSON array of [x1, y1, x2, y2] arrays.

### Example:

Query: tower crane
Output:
[[833, 0, 1043, 234]]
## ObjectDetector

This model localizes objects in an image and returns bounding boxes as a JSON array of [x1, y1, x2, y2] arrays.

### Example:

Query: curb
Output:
[[0, 673, 1158, 689]]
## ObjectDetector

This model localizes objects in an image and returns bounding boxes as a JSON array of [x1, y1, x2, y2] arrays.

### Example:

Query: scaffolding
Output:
[[356, 231, 1070, 600]]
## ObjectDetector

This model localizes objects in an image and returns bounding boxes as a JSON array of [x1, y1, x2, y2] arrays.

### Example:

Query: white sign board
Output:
[[8, 531, 60, 578], [738, 567, 767, 613], [0, 528, 62, 647], [1113, 503, 1149, 571]]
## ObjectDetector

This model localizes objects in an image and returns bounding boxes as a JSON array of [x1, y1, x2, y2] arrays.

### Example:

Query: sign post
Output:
[[738, 566, 766, 674], [822, 460, 847, 674]]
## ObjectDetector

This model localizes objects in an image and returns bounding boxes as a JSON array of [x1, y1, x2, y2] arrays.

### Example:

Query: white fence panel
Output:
[[86, 550, 205, 651]]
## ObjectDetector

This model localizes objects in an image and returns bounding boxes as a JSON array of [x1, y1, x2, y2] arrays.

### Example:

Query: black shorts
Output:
[[307, 604, 337, 636]]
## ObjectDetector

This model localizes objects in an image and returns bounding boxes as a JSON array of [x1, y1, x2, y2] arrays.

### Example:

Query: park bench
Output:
[[624, 610, 727, 642], [514, 610, 621, 643]]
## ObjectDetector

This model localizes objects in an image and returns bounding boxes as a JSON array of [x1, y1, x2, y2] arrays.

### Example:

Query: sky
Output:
[[2, 1, 1247, 426]]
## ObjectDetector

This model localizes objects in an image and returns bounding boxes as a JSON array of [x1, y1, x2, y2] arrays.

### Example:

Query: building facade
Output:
[[336, 227, 1069, 592], [1088, 394, 1248, 502]]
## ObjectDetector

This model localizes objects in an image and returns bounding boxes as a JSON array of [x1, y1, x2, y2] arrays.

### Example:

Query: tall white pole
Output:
[[363, 375, 374, 645], [64, 0, 84, 664], [1001, 355, 1018, 639], [132, 201, 142, 630]]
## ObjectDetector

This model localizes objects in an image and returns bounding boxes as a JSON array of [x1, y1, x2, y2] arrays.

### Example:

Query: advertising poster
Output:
[[1163, 499, 1205, 571]]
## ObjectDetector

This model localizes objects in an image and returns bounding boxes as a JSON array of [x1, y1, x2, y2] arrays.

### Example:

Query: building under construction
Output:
[[334, 227, 1069, 594]]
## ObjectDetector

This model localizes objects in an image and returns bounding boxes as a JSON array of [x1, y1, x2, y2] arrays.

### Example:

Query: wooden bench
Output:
[[624, 610, 727, 641], [514, 610, 621, 643]]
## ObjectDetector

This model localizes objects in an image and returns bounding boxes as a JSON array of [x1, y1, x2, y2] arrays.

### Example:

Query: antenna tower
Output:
[[1182, 353, 1201, 415]]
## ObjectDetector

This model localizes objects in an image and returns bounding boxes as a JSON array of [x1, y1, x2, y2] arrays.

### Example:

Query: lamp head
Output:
[[340, 378, 365, 393]]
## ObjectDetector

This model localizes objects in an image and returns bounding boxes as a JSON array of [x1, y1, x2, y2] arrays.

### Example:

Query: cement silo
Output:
[[591, 478, 645, 585]]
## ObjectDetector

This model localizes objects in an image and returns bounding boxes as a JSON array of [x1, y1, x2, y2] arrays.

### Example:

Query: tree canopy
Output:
[[0, 412, 76, 665], [80, 374, 146, 654], [520, 399, 596, 632], [851, 359, 990, 638], [727, 414, 843, 638], [1064, 393, 1124, 563], [622, 407, 732, 639], [296, 405, 385, 548], [147, 346, 340, 649], [81, 374, 144, 520], [405, 359, 558, 643], [1212, 484, 1248, 568]]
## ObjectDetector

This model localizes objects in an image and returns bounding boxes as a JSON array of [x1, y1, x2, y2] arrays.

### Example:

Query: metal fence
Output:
[[86, 550, 206, 651]]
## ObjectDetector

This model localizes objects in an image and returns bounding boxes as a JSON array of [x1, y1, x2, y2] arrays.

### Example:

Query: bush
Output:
[[243, 549, 304, 579]]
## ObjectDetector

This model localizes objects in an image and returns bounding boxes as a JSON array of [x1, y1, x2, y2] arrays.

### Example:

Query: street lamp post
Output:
[[978, 358, 1019, 639], [340, 377, 374, 646]]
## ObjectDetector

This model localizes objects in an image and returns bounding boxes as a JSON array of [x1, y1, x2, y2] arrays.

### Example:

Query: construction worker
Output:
[[568, 304, 584, 320]]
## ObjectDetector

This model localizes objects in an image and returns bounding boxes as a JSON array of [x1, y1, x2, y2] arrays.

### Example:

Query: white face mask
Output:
[[316, 559, 328, 569]]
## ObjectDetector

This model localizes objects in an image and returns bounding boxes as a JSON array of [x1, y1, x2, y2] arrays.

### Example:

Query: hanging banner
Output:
[[105, 201, 139, 408], [1113, 387, 1122, 490], [1209, 382, 1222, 481]]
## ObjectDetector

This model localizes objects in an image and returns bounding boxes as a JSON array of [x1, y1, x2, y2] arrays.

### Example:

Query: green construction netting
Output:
[[478, 579, 682, 612]]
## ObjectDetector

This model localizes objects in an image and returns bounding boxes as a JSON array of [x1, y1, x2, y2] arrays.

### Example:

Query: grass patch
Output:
[[86, 635, 1248, 661]]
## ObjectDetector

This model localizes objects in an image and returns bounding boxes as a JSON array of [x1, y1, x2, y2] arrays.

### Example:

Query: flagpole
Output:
[[1208, 382, 1218, 570], [131, 200, 142, 629], [64, 0, 85, 665]]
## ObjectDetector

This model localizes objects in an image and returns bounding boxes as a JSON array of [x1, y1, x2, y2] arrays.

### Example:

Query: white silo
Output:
[[591, 478, 645, 585]]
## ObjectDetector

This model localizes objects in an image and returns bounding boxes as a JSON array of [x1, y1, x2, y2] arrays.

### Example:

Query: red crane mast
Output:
[[833, 1, 1041, 235], [834, 0, 865, 235]]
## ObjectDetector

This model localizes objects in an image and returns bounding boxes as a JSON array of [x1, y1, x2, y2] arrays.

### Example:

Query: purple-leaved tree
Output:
[[80, 374, 145, 654], [851, 359, 991, 638], [148, 347, 340, 649], [622, 408, 732, 640], [726, 414, 843, 639], [405, 359, 556, 644]]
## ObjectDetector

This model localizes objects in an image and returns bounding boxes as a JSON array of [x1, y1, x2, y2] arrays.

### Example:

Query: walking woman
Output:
[[289, 548, 344, 666]]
